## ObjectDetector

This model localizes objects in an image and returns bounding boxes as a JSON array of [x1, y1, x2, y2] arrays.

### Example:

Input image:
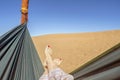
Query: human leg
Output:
[[44, 45, 58, 71], [44, 45, 74, 80]]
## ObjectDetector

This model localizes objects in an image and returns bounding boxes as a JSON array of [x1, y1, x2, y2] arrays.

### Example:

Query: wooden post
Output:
[[21, 0, 29, 24]]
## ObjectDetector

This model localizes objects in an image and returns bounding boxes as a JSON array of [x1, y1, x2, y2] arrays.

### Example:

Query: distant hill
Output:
[[32, 30, 120, 73]]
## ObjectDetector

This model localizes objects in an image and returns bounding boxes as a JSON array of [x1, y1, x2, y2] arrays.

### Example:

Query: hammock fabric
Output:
[[0, 23, 44, 80]]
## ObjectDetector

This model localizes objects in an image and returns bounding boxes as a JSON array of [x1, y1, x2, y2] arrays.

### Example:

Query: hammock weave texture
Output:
[[0, 23, 44, 80]]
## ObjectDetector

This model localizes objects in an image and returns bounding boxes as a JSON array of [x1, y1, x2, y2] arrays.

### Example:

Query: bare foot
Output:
[[45, 45, 53, 55], [53, 58, 63, 66]]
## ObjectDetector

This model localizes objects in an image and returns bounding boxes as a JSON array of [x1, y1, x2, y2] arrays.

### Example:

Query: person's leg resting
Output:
[[44, 45, 74, 80], [45, 46, 58, 71]]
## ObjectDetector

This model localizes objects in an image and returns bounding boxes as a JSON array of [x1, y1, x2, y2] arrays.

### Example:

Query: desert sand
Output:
[[32, 30, 120, 73]]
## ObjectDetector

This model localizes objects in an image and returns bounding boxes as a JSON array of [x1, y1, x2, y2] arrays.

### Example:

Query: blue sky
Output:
[[0, 0, 120, 36]]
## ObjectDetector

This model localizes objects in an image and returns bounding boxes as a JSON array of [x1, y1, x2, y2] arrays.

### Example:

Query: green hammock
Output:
[[0, 23, 44, 80]]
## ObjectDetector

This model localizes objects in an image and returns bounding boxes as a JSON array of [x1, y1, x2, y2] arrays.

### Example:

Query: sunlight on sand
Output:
[[32, 30, 120, 73]]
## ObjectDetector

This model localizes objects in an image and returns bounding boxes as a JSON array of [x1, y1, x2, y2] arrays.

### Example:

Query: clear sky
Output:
[[0, 0, 120, 36]]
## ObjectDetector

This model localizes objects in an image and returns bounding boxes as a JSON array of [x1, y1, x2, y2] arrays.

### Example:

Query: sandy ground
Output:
[[32, 30, 120, 73]]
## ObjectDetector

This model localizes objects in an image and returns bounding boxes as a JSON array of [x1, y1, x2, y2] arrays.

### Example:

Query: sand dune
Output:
[[32, 30, 120, 73]]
